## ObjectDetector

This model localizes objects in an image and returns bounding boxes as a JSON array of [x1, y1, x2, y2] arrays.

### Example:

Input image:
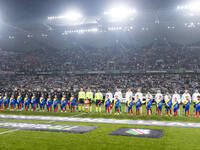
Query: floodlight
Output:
[[177, 1, 200, 14], [64, 11, 82, 21], [104, 4, 136, 22], [48, 10, 83, 22], [188, 2, 200, 12]]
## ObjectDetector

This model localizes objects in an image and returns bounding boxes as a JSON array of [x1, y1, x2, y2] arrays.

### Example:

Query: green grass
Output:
[[0, 119, 199, 150], [0, 104, 200, 123], [0, 104, 199, 150]]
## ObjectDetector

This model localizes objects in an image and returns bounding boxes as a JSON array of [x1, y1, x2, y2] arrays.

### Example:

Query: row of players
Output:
[[0, 88, 200, 117], [0, 87, 199, 103]]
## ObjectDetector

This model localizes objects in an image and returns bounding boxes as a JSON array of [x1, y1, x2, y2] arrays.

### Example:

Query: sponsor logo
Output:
[[0, 121, 97, 133], [110, 127, 164, 138], [126, 129, 150, 135]]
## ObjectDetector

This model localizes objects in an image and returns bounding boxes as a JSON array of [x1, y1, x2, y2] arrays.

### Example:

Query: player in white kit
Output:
[[106, 89, 113, 114], [181, 89, 191, 116], [114, 88, 123, 113], [172, 90, 181, 115], [155, 90, 163, 115], [192, 89, 200, 116], [135, 88, 143, 114], [125, 88, 133, 113]]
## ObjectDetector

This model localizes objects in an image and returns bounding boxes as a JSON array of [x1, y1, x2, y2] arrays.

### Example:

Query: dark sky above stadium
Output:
[[0, 0, 189, 23]]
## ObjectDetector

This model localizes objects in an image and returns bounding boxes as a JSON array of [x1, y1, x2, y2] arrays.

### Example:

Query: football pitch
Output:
[[0, 104, 199, 150]]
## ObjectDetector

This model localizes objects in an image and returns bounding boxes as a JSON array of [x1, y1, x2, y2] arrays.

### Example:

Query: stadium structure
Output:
[[0, 0, 200, 150]]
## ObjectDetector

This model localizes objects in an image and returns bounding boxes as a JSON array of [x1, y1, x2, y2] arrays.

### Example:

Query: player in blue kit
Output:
[[195, 96, 200, 117], [47, 95, 53, 112], [70, 94, 77, 112], [128, 97, 134, 115], [0, 95, 3, 110], [135, 95, 141, 115], [4, 93, 10, 111], [157, 95, 163, 116], [40, 94, 46, 111], [24, 94, 30, 111], [61, 95, 67, 112], [146, 96, 152, 116], [10, 95, 16, 110], [184, 96, 190, 117], [17, 93, 23, 111], [53, 95, 59, 112], [165, 95, 172, 116], [31, 93, 37, 111], [173, 98, 179, 116], [104, 95, 111, 114], [114, 96, 120, 115]]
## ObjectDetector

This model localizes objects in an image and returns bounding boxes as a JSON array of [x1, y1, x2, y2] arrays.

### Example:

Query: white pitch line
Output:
[[71, 113, 86, 117], [46, 120, 55, 123], [0, 129, 19, 135]]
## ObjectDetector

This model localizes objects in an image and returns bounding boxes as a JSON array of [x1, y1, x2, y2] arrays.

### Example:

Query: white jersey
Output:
[[192, 92, 200, 103], [164, 95, 171, 103], [155, 93, 163, 103], [114, 91, 123, 101], [181, 93, 191, 103], [106, 92, 113, 101], [135, 92, 143, 101], [172, 94, 181, 104], [125, 91, 133, 102], [145, 94, 153, 101]]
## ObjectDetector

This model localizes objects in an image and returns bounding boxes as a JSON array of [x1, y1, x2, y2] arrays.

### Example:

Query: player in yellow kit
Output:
[[86, 88, 93, 112], [78, 88, 86, 112], [95, 89, 103, 113]]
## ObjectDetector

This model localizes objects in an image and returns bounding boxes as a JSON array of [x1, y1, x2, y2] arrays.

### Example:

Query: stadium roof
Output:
[[1, 0, 190, 23]]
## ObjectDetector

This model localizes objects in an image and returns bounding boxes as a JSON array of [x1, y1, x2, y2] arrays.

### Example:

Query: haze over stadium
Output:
[[0, 0, 200, 150]]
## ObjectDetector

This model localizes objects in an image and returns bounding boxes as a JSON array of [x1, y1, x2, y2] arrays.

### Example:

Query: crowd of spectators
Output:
[[0, 40, 200, 94], [0, 40, 200, 72], [0, 73, 199, 94]]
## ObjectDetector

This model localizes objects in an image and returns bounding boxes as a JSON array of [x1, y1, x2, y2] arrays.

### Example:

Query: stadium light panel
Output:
[[48, 10, 83, 21], [104, 4, 136, 22], [64, 11, 82, 21], [177, 1, 200, 15], [189, 2, 200, 12]]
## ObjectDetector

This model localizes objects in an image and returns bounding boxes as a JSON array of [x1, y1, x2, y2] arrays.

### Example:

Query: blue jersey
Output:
[[53, 98, 59, 106], [128, 100, 134, 111], [47, 98, 53, 105], [184, 100, 190, 111], [24, 97, 30, 104], [167, 99, 172, 108], [10, 97, 16, 105], [114, 99, 120, 108], [146, 98, 152, 110], [70, 97, 76, 105], [40, 97, 46, 105], [135, 99, 141, 110], [31, 96, 37, 104], [17, 96, 23, 103], [61, 97, 67, 105], [173, 102, 179, 113], [128, 100, 134, 108], [0, 97, 3, 104], [4, 96, 9, 104], [166, 98, 172, 110], [105, 98, 110, 108], [157, 99, 163, 110], [196, 101, 200, 112]]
